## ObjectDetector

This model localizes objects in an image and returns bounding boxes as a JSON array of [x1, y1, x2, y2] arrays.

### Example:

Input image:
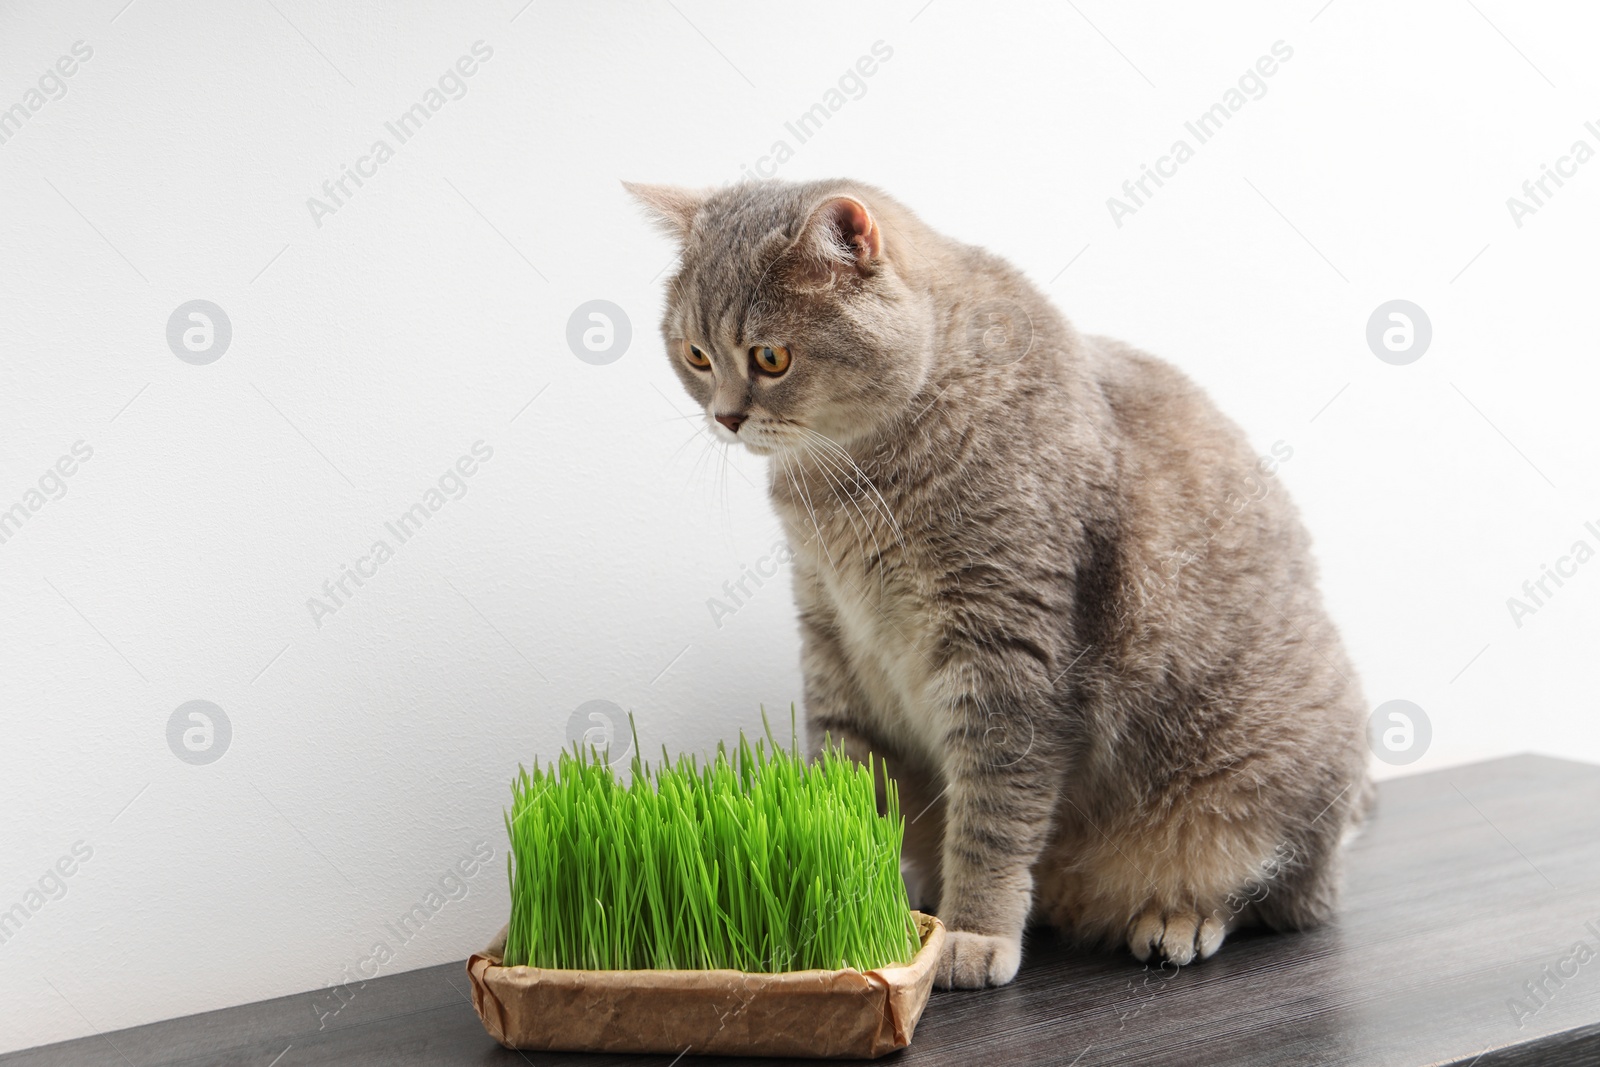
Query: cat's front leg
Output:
[[931, 658, 1062, 990]]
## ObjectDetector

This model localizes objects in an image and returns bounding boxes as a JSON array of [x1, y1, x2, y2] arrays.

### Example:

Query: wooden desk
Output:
[[7, 754, 1598, 1066]]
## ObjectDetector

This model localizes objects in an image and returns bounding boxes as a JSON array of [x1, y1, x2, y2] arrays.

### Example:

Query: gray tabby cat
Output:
[[627, 178, 1372, 989]]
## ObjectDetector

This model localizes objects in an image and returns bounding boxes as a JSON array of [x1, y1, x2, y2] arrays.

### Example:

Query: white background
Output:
[[2, 0, 1597, 1052]]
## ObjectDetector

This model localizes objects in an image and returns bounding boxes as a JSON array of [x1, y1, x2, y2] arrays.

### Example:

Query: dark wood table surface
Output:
[[8, 753, 1600, 1067]]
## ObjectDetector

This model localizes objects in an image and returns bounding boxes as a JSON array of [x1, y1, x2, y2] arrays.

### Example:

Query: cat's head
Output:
[[626, 179, 934, 456]]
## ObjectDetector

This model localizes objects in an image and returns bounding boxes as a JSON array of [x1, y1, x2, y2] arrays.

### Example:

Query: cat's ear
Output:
[[792, 195, 883, 282], [622, 181, 706, 243]]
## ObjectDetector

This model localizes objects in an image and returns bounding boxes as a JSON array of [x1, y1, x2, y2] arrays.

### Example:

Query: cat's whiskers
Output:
[[675, 425, 736, 534], [777, 455, 823, 572], [715, 438, 740, 551], [799, 438, 889, 600], [781, 450, 846, 583], [682, 429, 713, 482], [786, 454, 839, 575], [749, 421, 879, 571], [667, 430, 699, 466], [805, 452, 876, 579], [795, 426, 908, 558], [667, 420, 713, 467]]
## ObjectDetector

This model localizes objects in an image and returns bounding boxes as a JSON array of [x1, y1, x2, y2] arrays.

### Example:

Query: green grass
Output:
[[501, 707, 922, 973]]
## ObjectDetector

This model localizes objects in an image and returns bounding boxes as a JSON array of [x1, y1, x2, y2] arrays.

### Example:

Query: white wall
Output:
[[3, 0, 1597, 1051]]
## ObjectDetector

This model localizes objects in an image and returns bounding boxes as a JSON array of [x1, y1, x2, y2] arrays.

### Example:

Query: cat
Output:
[[627, 177, 1373, 989]]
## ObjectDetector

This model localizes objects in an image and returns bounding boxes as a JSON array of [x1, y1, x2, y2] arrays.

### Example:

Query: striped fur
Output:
[[629, 178, 1373, 988]]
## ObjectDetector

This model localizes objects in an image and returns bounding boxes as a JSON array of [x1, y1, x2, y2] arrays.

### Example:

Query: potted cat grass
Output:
[[466, 709, 945, 1058]]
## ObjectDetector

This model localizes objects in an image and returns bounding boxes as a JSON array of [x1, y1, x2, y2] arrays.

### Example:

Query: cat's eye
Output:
[[683, 342, 711, 369], [750, 345, 791, 376]]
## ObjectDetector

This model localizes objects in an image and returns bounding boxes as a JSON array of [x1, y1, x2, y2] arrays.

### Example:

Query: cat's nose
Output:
[[715, 412, 747, 433]]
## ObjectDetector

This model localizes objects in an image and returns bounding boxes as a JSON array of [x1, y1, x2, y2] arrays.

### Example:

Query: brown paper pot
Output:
[[466, 910, 945, 1059]]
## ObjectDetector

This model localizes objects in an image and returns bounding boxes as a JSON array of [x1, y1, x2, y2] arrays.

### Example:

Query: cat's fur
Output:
[[628, 177, 1373, 989]]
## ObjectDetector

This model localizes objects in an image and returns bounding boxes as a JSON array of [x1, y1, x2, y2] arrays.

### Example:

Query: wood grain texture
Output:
[[7, 754, 1600, 1066]]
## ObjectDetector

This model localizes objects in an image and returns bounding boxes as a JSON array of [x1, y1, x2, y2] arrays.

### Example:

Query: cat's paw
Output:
[[934, 929, 1022, 989], [1126, 906, 1227, 966]]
